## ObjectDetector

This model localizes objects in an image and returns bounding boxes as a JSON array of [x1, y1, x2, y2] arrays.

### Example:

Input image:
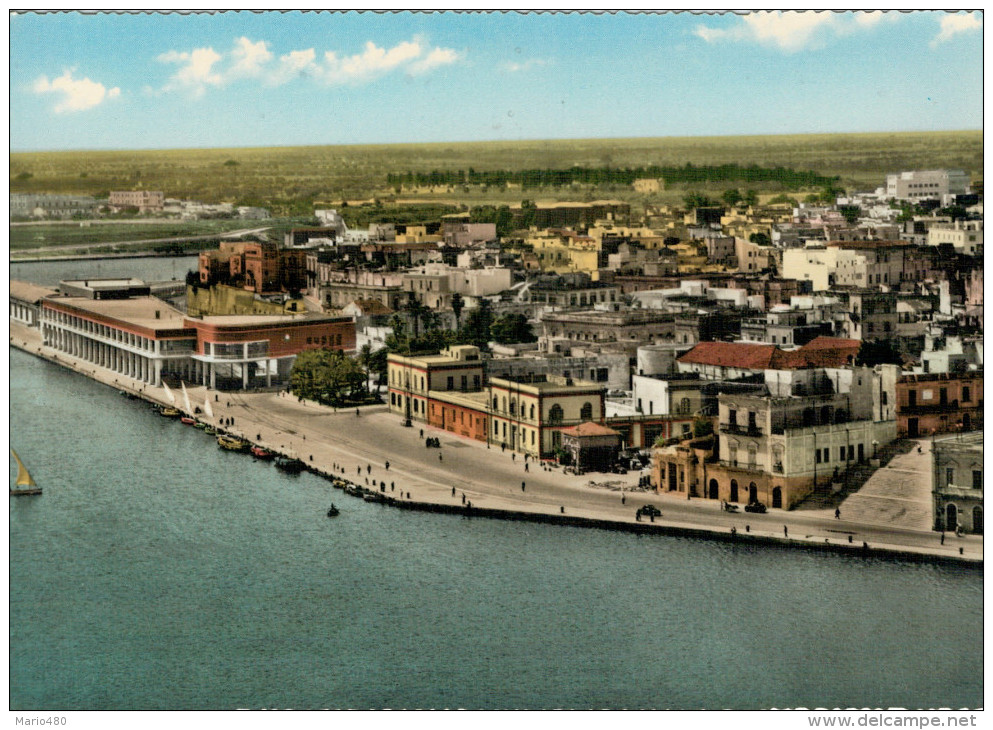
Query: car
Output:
[[638, 504, 662, 517], [744, 502, 767, 514]]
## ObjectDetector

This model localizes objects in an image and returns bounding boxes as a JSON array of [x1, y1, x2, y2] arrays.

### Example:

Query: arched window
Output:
[[493, 396, 498, 410], [549, 404, 564, 424], [510, 399, 516, 416], [580, 402, 593, 421], [530, 404, 535, 420], [973, 506, 983, 534], [747, 444, 757, 467]]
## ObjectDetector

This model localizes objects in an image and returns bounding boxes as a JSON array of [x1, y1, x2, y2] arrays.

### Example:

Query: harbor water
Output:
[[8, 258, 984, 710]]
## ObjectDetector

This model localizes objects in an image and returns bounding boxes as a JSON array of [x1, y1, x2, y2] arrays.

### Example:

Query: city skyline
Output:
[[10, 10, 984, 152]]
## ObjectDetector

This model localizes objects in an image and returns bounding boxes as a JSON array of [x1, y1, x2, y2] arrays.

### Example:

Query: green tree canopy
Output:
[[490, 313, 537, 345]]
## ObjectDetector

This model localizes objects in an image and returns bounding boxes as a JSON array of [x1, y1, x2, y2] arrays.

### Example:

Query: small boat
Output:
[[180, 416, 196, 425], [217, 434, 249, 452], [10, 450, 42, 496], [158, 406, 181, 418], [275, 456, 306, 473], [363, 491, 387, 503], [250, 446, 276, 460], [203, 426, 217, 435], [193, 421, 209, 430], [327, 505, 340, 517]]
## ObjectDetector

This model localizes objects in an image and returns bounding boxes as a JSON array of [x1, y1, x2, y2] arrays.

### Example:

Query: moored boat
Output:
[[326, 504, 340, 517], [180, 416, 196, 425], [250, 445, 276, 460], [159, 406, 181, 418], [217, 434, 249, 452], [10, 450, 42, 496], [275, 456, 306, 473]]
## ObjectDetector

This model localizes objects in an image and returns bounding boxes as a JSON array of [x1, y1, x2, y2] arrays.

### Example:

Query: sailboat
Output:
[[180, 382, 196, 425], [158, 381, 181, 417], [10, 450, 42, 496]]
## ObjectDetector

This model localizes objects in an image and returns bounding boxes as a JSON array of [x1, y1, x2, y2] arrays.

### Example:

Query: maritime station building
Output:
[[36, 279, 355, 390]]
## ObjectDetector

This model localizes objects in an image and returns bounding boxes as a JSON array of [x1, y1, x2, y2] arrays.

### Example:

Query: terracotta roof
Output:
[[678, 337, 860, 371], [774, 337, 861, 369], [345, 298, 393, 316], [560, 422, 621, 437], [677, 342, 779, 370]]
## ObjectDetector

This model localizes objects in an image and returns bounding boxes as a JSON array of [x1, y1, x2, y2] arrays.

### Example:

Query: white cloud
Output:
[[229, 37, 272, 78], [269, 48, 318, 86], [158, 47, 223, 96], [33, 70, 121, 113], [322, 40, 423, 83], [694, 10, 901, 53], [156, 36, 462, 95], [409, 47, 461, 75], [502, 58, 551, 73], [931, 12, 982, 47]]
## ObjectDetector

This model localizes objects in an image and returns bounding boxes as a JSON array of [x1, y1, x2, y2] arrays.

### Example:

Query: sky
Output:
[[8, 10, 985, 152]]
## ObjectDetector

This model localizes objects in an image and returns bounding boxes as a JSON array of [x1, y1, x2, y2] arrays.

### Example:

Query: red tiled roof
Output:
[[560, 422, 621, 437], [678, 337, 860, 371], [676, 342, 779, 370], [771, 337, 860, 369]]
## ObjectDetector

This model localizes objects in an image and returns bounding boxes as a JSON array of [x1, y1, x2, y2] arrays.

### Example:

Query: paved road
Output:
[[9, 321, 983, 563]]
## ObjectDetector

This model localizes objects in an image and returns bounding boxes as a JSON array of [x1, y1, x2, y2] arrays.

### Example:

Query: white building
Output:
[[885, 170, 970, 201], [927, 220, 983, 255]]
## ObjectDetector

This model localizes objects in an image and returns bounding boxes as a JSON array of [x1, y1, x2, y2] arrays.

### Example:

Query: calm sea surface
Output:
[[8, 258, 984, 710]]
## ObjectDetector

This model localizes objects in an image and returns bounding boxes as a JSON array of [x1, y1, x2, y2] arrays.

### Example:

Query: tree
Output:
[[749, 232, 771, 246], [490, 313, 536, 345], [722, 189, 742, 207], [403, 299, 431, 339], [683, 192, 714, 211], [743, 189, 759, 207], [520, 199, 538, 229], [386, 314, 409, 354], [839, 205, 861, 225], [692, 416, 714, 438], [460, 299, 494, 350], [289, 348, 367, 406], [451, 292, 465, 328]]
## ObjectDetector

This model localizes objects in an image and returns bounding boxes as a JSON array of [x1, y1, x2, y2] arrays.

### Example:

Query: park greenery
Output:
[[384, 300, 536, 356], [288, 346, 387, 407]]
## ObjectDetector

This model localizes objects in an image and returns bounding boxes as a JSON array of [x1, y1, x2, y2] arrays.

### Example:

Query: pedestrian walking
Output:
[[784, 525, 788, 537], [940, 531, 945, 545], [367, 464, 371, 474], [521, 481, 526, 492], [834, 507, 841, 519], [356, 408, 360, 417], [420, 429, 424, 438], [407, 492, 411, 499], [621, 494, 626, 505], [452, 486, 456, 496], [357, 466, 361, 475], [512, 453, 516, 461], [385, 461, 390, 471], [501, 443, 505, 453], [525, 463, 529, 472], [391, 482, 395, 491], [257, 434, 261, 441], [439, 453, 443, 462], [462, 493, 466, 504], [561, 506, 565, 514]]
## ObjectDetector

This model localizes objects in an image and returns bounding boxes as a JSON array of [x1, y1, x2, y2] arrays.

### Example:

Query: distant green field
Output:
[[9, 220, 257, 251], [9, 131, 982, 214]]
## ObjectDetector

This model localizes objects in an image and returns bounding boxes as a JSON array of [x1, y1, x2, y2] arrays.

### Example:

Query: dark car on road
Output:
[[744, 502, 767, 514], [638, 504, 662, 517]]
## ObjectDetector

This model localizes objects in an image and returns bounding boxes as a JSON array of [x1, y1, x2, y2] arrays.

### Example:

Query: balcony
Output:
[[901, 400, 962, 415], [721, 423, 763, 437]]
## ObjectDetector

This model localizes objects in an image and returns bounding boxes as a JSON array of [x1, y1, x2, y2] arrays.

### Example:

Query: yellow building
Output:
[[526, 229, 601, 274]]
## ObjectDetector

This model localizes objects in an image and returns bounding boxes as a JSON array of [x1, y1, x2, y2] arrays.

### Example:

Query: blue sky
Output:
[[9, 10, 984, 152]]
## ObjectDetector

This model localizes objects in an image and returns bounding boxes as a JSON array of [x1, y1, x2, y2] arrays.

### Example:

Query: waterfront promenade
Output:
[[10, 322, 983, 566]]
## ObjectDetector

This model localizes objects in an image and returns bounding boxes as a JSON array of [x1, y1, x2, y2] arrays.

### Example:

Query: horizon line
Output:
[[9, 128, 982, 156]]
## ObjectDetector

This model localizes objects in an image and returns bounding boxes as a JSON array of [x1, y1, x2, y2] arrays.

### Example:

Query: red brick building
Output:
[[896, 372, 983, 437]]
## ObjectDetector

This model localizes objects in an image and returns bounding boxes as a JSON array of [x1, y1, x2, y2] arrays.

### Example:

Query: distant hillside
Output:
[[9, 130, 982, 214]]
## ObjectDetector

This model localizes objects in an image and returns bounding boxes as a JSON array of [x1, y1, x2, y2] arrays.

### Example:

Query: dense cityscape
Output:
[[8, 9, 983, 716]]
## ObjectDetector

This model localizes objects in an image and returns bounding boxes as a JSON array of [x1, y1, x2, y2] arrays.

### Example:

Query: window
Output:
[[447, 376, 454, 390], [973, 470, 983, 490], [530, 404, 535, 420], [728, 409, 737, 427], [840, 446, 846, 461], [580, 402, 593, 421], [549, 404, 564, 424], [816, 449, 822, 464], [882, 391, 888, 405], [946, 467, 955, 485], [461, 375, 467, 390], [962, 386, 971, 403]]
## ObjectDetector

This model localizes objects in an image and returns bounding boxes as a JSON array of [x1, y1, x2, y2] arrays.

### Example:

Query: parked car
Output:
[[638, 504, 662, 518], [744, 502, 767, 514]]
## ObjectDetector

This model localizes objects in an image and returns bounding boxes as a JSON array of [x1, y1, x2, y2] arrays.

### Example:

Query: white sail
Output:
[[181, 381, 193, 416], [162, 381, 176, 404], [204, 395, 214, 419]]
